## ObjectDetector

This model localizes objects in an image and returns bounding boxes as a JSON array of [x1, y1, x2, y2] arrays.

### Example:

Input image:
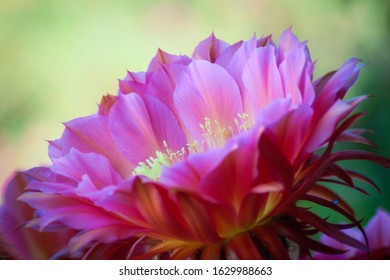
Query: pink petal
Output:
[[62, 114, 134, 177], [94, 183, 144, 224], [51, 149, 122, 189], [144, 95, 187, 154], [98, 94, 117, 116], [200, 142, 257, 208], [160, 148, 226, 191], [39, 205, 127, 230], [48, 139, 64, 160], [277, 27, 304, 64], [27, 181, 75, 194], [365, 208, 390, 250], [192, 33, 230, 62], [279, 46, 315, 105], [147, 48, 190, 72], [147, 63, 188, 112], [225, 36, 257, 115], [19, 192, 84, 212], [301, 71, 316, 105], [269, 104, 314, 164], [109, 94, 186, 166], [174, 60, 243, 145], [242, 45, 284, 113], [314, 58, 364, 115], [255, 98, 293, 128], [21, 167, 75, 194], [215, 40, 243, 68], [75, 175, 117, 202], [225, 36, 257, 80], [305, 98, 362, 153], [118, 71, 147, 95]]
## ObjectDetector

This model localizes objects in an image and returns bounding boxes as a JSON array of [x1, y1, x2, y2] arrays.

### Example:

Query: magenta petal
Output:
[[305, 99, 357, 153], [215, 40, 243, 68], [314, 58, 364, 114], [62, 114, 134, 177], [277, 27, 303, 63], [144, 95, 187, 154], [110, 94, 186, 166], [118, 71, 147, 95], [160, 148, 227, 191], [19, 192, 83, 212], [22, 167, 75, 194], [75, 175, 116, 202], [242, 45, 284, 113], [94, 182, 143, 222], [225, 36, 257, 81], [48, 139, 64, 160], [200, 142, 256, 207], [365, 208, 390, 250], [225, 37, 257, 113], [39, 205, 126, 230], [279, 46, 315, 105], [192, 33, 230, 62], [147, 49, 190, 72], [27, 180, 75, 194], [255, 98, 293, 128], [147, 63, 188, 112], [51, 149, 122, 189], [109, 94, 160, 165], [269, 105, 314, 164], [174, 60, 243, 144]]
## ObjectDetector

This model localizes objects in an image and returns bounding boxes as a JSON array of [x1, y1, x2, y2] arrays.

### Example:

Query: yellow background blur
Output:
[[1, 0, 389, 218]]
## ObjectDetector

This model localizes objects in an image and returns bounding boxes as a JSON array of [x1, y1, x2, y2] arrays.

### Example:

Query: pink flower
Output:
[[2, 28, 389, 259], [315, 208, 390, 259]]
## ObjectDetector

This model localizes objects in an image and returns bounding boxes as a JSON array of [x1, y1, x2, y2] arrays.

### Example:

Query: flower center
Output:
[[133, 113, 253, 180], [132, 141, 186, 180]]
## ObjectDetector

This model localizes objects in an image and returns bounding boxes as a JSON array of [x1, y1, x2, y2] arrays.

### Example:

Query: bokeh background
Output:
[[1, 0, 389, 222]]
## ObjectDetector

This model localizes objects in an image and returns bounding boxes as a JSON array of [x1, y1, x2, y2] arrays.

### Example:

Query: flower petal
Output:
[[268, 104, 314, 164], [242, 45, 284, 113], [61, 114, 133, 177], [365, 208, 390, 250], [174, 60, 243, 145], [314, 58, 364, 114], [192, 33, 230, 62], [51, 149, 122, 189], [1, 171, 73, 259], [109, 94, 186, 165], [279, 46, 315, 105]]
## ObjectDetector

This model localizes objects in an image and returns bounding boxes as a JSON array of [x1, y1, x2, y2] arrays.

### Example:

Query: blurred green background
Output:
[[0, 0, 389, 222]]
